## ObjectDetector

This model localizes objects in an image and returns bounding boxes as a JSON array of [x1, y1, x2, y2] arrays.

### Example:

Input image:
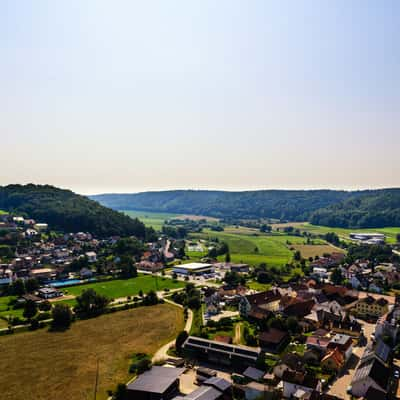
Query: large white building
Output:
[[173, 263, 213, 276]]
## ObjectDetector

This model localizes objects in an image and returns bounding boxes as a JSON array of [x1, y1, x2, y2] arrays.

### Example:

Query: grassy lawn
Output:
[[0, 303, 184, 400], [60, 275, 184, 301], [0, 296, 24, 323], [246, 281, 272, 292]]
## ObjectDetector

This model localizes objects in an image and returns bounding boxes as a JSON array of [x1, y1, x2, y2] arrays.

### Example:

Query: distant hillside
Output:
[[90, 189, 400, 228], [0, 184, 146, 238], [309, 188, 400, 228]]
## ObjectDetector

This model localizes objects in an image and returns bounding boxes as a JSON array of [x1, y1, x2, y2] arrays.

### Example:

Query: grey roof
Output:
[[330, 333, 351, 346], [127, 366, 185, 394], [352, 358, 389, 390], [183, 336, 261, 361], [204, 376, 231, 392], [362, 340, 391, 364], [375, 340, 391, 363], [181, 386, 222, 400], [243, 367, 265, 381]]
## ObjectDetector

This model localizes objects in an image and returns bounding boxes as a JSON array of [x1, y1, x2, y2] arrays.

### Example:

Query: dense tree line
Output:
[[0, 184, 147, 238], [91, 188, 400, 228], [310, 189, 400, 228]]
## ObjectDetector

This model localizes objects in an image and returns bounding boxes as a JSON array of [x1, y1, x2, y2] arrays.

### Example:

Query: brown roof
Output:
[[321, 347, 345, 368], [284, 299, 315, 317], [259, 328, 289, 345], [282, 371, 319, 389], [246, 290, 281, 306]]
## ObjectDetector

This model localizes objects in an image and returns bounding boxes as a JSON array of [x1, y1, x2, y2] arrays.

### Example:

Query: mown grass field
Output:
[[190, 227, 325, 268], [61, 275, 184, 301], [0, 303, 184, 400], [272, 222, 400, 244]]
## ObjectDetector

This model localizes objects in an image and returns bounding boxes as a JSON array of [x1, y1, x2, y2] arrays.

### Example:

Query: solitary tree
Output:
[[52, 303, 73, 329], [175, 330, 189, 353], [23, 299, 37, 320]]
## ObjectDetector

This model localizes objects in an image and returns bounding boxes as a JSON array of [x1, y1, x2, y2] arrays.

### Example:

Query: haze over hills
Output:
[[90, 189, 400, 229]]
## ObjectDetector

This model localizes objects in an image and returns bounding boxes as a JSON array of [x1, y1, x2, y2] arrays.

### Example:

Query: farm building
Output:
[[183, 336, 261, 370], [126, 366, 185, 400]]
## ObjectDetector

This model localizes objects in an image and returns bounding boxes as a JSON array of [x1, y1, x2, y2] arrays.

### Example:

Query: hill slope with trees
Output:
[[90, 188, 400, 228], [309, 189, 400, 228], [0, 184, 146, 238]]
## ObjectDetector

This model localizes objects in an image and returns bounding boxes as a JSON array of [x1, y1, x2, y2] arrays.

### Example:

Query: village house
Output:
[[355, 296, 389, 319], [327, 334, 353, 361], [282, 371, 322, 399], [258, 328, 290, 353], [37, 287, 63, 299], [273, 353, 305, 379], [85, 251, 97, 263], [321, 347, 345, 372]]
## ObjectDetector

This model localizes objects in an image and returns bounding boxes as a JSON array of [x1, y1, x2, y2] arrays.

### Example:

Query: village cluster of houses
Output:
[[0, 213, 100, 287], [173, 280, 400, 400]]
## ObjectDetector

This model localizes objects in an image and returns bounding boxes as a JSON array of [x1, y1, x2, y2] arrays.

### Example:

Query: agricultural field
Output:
[[123, 210, 182, 230], [290, 244, 346, 259], [0, 303, 184, 400], [123, 210, 219, 231], [60, 275, 184, 301], [190, 227, 327, 268], [272, 222, 400, 244]]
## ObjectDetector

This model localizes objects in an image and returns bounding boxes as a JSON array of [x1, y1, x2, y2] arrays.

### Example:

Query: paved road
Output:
[[152, 301, 193, 363]]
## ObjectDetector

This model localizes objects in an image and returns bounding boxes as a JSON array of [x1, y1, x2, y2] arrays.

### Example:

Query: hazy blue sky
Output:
[[1, 1, 399, 194]]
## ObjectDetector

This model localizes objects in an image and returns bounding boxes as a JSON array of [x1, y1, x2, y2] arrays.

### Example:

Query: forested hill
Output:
[[90, 189, 400, 228], [309, 189, 400, 228], [0, 185, 146, 238]]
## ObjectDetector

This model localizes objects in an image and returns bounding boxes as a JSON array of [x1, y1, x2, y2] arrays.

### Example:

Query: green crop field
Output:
[[60, 274, 184, 300], [189, 227, 327, 268]]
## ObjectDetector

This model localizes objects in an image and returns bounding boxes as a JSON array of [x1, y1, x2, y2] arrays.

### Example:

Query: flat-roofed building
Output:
[[173, 263, 213, 276], [183, 336, 261, 370]]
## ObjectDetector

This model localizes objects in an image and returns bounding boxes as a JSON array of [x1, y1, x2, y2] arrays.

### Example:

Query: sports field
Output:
[[0, 303, 184, 400]]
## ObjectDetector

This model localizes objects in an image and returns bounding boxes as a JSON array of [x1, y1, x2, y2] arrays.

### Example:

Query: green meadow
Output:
[[189, 227, 322, 268], [123, 210, 182, 230]]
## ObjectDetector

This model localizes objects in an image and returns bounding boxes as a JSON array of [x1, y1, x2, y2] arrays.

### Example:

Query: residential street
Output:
[[327, 320, 376, 399]]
